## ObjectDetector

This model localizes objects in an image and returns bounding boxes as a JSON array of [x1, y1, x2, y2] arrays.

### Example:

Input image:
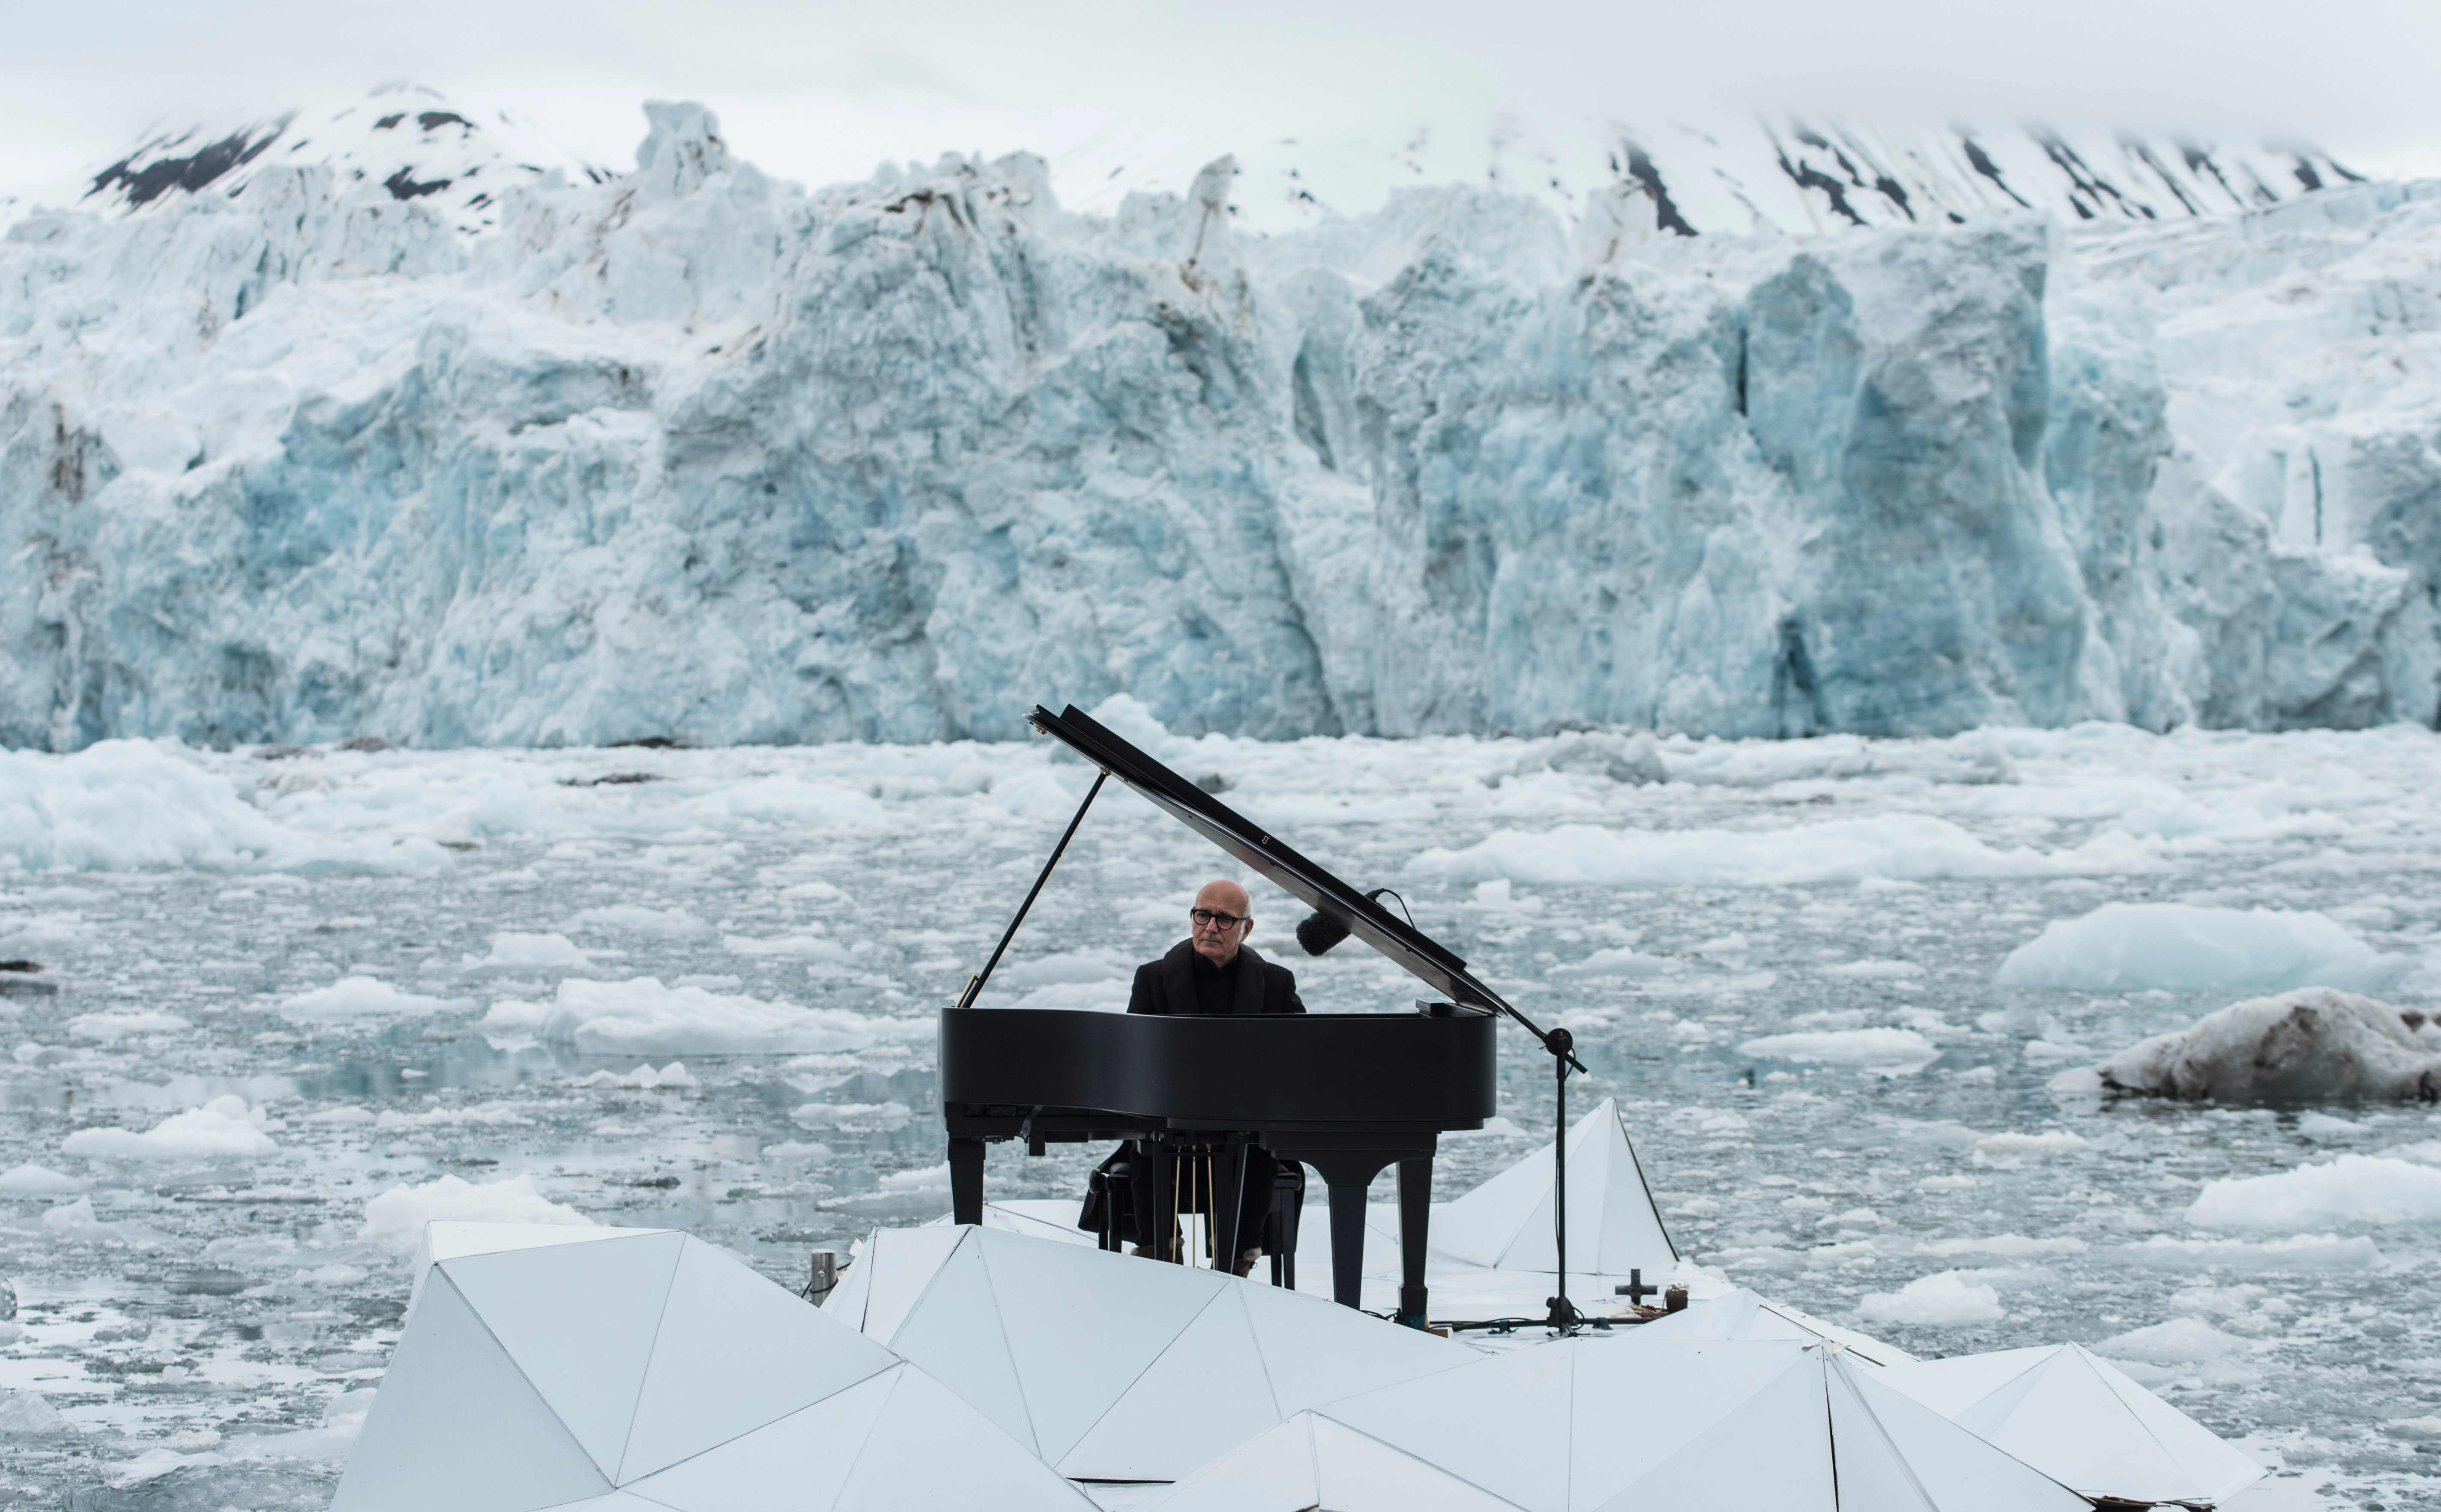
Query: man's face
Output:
[[1189, 881, 1253, 967]]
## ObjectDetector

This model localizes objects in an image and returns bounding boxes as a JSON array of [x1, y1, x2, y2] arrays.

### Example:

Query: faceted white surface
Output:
[[1434, 1097, 1677, 1276], [1880, 1342, 2268, 1504], [332, 1270, 610, 1512], [444, 1231, 685, 1476], [616, 1234, 900, 1480], [1627, 1286, 1918, 1366]]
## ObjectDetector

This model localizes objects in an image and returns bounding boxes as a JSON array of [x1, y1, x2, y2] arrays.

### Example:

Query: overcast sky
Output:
[[5, 0, 2435, 209]]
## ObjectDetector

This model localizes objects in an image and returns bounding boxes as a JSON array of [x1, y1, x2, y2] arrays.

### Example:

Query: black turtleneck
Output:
[[1191, 948, 1241, 1016]]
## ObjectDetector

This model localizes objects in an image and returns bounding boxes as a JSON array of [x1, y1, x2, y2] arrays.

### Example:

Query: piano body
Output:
[[940, 705, 1538, 1325]]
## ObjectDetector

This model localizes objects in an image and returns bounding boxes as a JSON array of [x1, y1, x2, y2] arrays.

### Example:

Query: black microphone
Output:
[[1295, 888, 1394, 956]]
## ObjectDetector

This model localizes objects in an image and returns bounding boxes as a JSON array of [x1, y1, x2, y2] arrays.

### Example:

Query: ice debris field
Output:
[[0, 710, 2430, 1504]]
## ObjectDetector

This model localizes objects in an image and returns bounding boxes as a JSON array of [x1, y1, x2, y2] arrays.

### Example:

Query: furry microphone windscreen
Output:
[[1295, 909, 1353, 956], [1295, 888, 1390, 956]]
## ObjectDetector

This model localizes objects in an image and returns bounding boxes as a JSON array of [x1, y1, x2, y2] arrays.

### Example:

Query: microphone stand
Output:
[[1542, 1026, 1593, 1334]]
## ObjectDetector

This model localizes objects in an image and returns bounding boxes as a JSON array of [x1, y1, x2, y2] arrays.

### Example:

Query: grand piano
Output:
[[941, 704, 1556, 1325]]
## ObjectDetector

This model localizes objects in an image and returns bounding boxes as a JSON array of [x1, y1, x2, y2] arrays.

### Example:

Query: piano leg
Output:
[[1397, 1157, 1431, 1328], [1210, 1142, 1247, 1277], [949, 1136, 986, 1225], [1325, 1180, 1368, 1309]]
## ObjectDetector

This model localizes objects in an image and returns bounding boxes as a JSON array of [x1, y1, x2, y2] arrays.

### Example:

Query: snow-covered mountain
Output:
[[0, 97, 2434, 748], [1079, 115, 2372, 239], [77, 83, 609, 236]]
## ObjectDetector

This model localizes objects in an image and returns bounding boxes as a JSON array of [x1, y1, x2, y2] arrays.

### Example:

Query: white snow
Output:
[[1858, 1271, 2007, 1325], [359, 1175, 593, 1250], [277, 977, 476, 1024], [60, 1097, 278, 1160], [2073, 989, 2441, 1101], [1996, 904, 2396, 992], [2188, 1154, 2441, 1228], [482, 977, 883, 1056]]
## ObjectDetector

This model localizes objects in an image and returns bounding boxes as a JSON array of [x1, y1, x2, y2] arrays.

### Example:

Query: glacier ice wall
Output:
[[0, 105, 2435, 747]]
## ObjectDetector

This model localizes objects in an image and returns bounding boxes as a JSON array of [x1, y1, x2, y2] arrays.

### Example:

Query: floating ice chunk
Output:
[[2071, 989, 2441, 1101], [1995, 904, 2397, 992], [62, 1096, 278, 1160], [762, 1141, 834, 1163], [278, 977, 476, 1023], [375, 1106, 538, 1130], [360, 1174, 593, 1251], [722, 933, 852, 962], [574, 1063, 697, 1089], [1974, 1130, 2091, 1161], [1415, 814, 2157, 887], [563, 905, 710, 939], [0, 1163, 85, 1195], [1923, 1234, 2090, 1257], [2104, 1234, 2381, 1270], [1858, 1271, 2004, 1324], [41, 1197, 106, 1231], [792, 1102, 912, 1132], [2094, 1317, 2251, 1364], [1738, 1027, 1938, 1072], [65, 1011, 191, 1040], [222, 1386, 374, 1461], [1822, 958, 1924, 979], [1551, 946, 1675, 978], [0, 1389, 66, 1436], [465, 932, 594, 970], [2188, 1153, 2441, 1228], [484, 977, 874, 1056]]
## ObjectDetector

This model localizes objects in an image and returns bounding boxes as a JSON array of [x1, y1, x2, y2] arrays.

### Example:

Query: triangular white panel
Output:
[[443, 1232, 686, 1478], [1139, 1415, 1322, 1512], [829, 1362, 1095, 1511], [622, 1365, 898, 1512], [1836, 1356, 2090, 1512], [1627, 1287, 1917, 1366], [883, 1230, 1038, 1454], [1238, 1276, 1477, 1413], [854, 1225, 968, 1345], [617, 1236, 899, 1481], [1059, 1289, 1283, 1481], [534, 1495, 676, 1512], [1308, 1416, 1536, 1512], [1568, 1341, 1819, 1503], [1320, 1341, 1576, 1512], [978, 1229, 1222, 1464], [1434, 1099, 1674, 1275], [1580, 1351, 1835, 1512], [1822, 1356, 1944, 1512], [333, 1271, 611, 1512], [1882, 1343, 2263, 1505], [819, 1241, 876, 1330], [414, 1222, 667, 1308]]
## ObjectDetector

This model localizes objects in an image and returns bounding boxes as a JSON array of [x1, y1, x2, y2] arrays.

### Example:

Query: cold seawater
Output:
[[0, 718, 2436, 1509]]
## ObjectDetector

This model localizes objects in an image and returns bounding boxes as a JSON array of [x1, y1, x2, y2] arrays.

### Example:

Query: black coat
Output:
[[1125, 939, 1305, 1016]]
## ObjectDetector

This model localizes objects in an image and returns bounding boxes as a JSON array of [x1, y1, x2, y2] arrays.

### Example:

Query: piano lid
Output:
[[1027, 704, 1511, 1017]]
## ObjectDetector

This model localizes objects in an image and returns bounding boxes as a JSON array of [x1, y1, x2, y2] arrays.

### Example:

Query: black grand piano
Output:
[[941, 704, 1569, 1326]]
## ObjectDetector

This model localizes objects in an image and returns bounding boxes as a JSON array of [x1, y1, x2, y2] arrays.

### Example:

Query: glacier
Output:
[[1, 99, 2437, 747]]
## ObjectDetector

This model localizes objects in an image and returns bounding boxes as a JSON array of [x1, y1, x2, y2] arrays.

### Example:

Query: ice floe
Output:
[[1997, 903, 2397, 993], [2066, 988, 2441, 1101]]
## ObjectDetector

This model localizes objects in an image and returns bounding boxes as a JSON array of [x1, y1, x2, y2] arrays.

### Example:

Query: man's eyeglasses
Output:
[[1190, 908, 1247, 930]]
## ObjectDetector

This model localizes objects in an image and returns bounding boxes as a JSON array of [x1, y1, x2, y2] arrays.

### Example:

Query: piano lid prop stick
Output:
[[954, 770, 1109, 1011]]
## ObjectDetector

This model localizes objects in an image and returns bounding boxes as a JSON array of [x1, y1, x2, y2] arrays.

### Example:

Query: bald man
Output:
[[1116, 879, 1303, 1273], [1124, 879, 1307, 1017]]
